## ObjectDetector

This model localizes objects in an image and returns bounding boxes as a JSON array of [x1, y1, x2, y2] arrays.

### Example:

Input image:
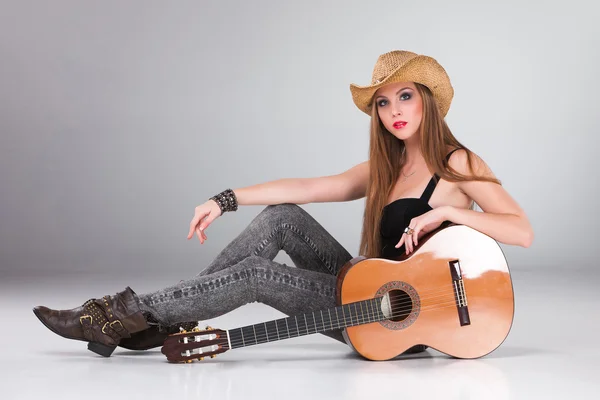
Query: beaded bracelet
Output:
[[209, 188, 238, 213]]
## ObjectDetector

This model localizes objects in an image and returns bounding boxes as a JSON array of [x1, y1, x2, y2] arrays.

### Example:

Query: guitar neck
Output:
[[226, 296, 387, 350]]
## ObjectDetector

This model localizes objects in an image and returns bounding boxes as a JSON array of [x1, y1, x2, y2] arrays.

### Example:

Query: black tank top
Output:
[[379, 148, 461, 259]]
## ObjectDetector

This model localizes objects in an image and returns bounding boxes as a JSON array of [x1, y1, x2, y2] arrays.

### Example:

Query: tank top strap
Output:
[[419, 176, 438, 202], [418, 148, 463, 203]]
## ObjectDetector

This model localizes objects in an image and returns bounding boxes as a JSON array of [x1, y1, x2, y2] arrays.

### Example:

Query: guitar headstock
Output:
[[161, 325, 229, 363]]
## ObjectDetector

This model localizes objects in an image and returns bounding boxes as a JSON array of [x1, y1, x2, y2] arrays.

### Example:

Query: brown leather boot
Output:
[[119, 320, 198, 351], [32, 286, 150, 357]]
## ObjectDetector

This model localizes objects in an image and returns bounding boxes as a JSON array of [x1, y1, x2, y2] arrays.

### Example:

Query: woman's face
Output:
[[374, 81, 423, 141]]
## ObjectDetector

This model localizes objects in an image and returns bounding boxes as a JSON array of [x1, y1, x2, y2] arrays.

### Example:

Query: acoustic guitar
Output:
[[161, 223, 514, 363]]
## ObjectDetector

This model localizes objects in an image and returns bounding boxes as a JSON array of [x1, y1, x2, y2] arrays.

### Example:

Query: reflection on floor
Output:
[[3, 268, 598, 399]]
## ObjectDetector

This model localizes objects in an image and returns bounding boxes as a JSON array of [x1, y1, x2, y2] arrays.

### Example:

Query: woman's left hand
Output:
[[395, 206, 451, 254]]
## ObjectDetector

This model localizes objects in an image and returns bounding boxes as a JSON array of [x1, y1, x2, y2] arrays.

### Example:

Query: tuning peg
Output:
[[179, 328, 188, 333], [210, 355, 216, 359], [198, 357, 204, 361], [205, 325, 213, 330], [185, 360, 193, 363], [192, 327, 201, 332]]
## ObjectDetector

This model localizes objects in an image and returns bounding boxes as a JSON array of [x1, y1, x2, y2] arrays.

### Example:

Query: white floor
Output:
[[2, 267, 598, 400]]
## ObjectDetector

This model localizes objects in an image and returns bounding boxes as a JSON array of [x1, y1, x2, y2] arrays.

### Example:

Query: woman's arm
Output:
[[444, 206, 533, 247], [232, 161, 369, 206], [447, 149, 534, 247]]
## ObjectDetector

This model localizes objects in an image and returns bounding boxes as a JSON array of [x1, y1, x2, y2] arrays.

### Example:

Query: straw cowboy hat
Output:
[[350, 50, 454, 117]]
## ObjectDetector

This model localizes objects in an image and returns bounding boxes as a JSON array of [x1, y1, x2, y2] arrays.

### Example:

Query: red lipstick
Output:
[[393, 121, 407, 129]]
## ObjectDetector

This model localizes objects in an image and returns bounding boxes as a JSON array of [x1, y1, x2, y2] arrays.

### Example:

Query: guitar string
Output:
[[174, 300, 480, 354], [333, 282, 456, 303], [341, 283, 465, 313], [330, 288, 458, 315], [350, 285, 462, 308], [179, 288, 466, 350], [193, 295, 475, 350], [225, 298, 463, 347]]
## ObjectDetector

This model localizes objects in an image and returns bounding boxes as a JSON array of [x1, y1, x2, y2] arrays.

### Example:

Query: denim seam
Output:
[[146, 267, 258, 304], [254, 266, 335, 298], [145, 263, 334, 304], [252, 223, 335, 275]]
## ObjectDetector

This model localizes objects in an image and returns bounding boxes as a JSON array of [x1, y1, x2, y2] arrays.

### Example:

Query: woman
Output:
[[33, 50, 534, 358]]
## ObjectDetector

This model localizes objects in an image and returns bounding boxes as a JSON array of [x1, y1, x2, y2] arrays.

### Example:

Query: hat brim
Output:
[[349, 55, 454, 117]]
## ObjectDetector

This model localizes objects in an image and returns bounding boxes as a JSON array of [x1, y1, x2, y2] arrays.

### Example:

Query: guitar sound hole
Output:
[[388, 289, 413, 322]]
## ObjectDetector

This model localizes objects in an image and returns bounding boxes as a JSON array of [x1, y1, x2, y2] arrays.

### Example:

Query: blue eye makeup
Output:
[[376, 92, 412, 107]]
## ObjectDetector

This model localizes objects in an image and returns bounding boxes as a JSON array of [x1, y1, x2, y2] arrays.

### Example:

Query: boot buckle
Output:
[[101, 319, 124, 335], [110, 320, 124, 330]]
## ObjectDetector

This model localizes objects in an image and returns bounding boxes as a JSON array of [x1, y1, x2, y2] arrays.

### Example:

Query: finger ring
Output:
[[404, 227, 414, 235]]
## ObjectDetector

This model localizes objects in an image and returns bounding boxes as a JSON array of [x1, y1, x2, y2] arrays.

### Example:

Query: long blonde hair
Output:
[[358, 82, 501, 258]]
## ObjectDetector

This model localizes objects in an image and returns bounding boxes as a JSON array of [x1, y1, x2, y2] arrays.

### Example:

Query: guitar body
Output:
[[337, 224, 514, 360]]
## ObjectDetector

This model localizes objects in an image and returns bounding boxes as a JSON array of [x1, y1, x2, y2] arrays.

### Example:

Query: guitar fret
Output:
[[294, 315, 301, 336], [360, 301, 365, 324], [241, 326, 255, 347], [320, 310, 325, 332], [236, 328, 243, 348], [371, 300, 376, 322], [277, 319, 287, 340], [371, 299, 377, 322], [254, 323, 267, 344], [304, 314, 309, 335], [346, 304, 353, 326], [267, 321, 277, 342], [290, 316, 299, 337], [346, 304, 351, 326], [328, 309, 333, 330], [370, 299, 375, 322]]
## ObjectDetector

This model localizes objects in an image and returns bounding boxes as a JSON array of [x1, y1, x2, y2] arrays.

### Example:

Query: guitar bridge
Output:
[[449, 260, 470, 326]]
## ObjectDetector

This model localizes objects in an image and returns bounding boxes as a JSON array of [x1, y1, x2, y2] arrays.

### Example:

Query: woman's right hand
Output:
[[187, 200, 223, 244]]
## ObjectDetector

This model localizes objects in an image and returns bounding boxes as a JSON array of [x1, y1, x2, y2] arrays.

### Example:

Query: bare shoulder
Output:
[[447, 148, 492, 177], [448, 149, 527, 217]]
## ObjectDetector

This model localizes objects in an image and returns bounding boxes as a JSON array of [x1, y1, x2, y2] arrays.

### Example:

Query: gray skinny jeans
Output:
[[136, 203, 353, 344]]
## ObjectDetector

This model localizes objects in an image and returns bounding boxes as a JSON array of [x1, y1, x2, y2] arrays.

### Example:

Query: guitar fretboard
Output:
[[227, 297, 385, 349]]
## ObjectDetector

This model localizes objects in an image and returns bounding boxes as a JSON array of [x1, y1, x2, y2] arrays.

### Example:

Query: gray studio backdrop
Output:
[[1, 0, 598, 281]]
